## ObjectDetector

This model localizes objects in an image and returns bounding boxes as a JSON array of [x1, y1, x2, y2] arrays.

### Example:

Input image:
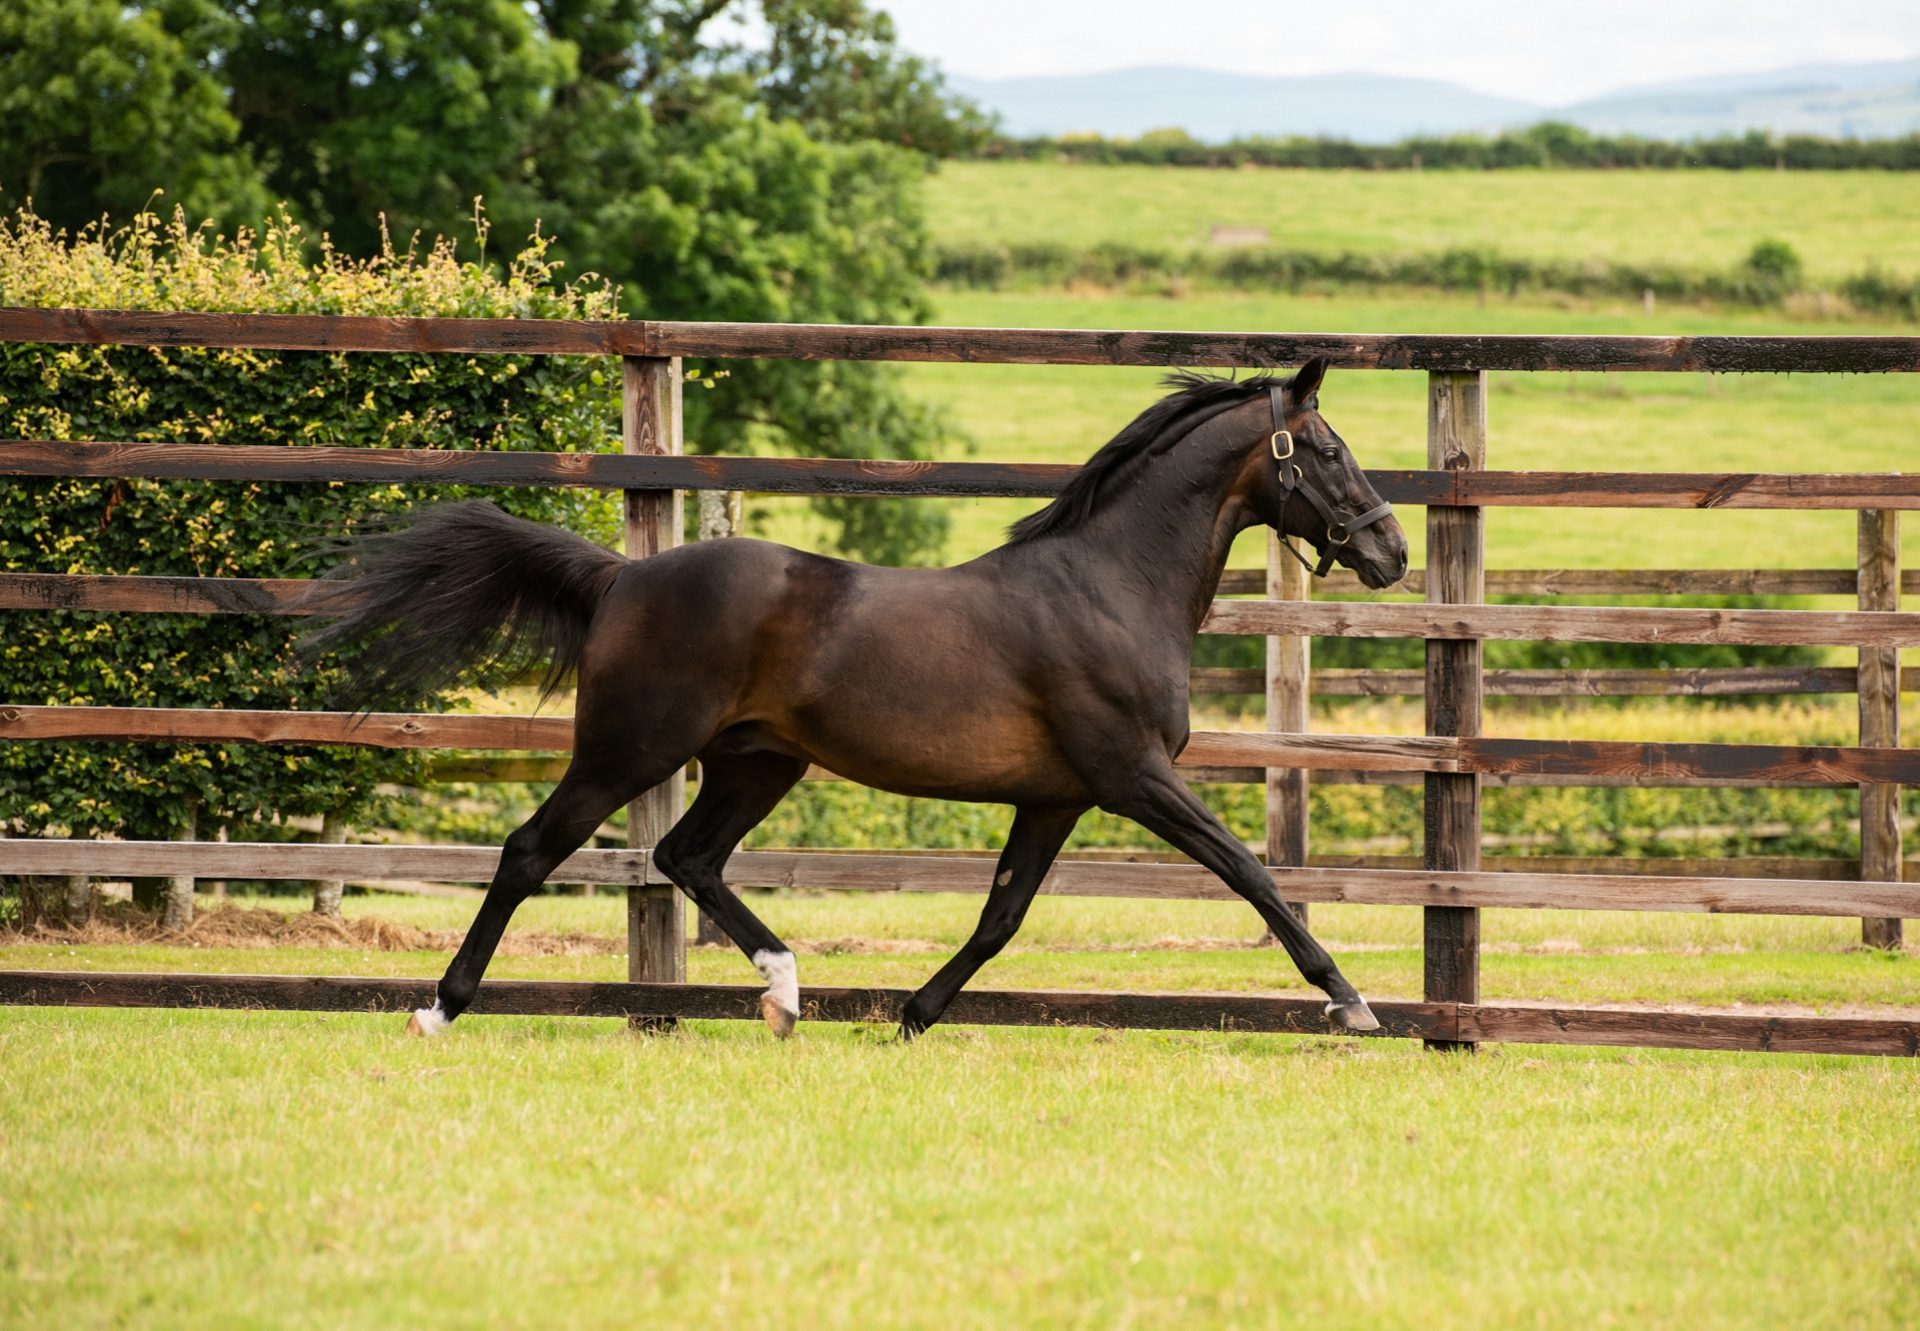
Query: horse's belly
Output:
[[785, 705, 1089, 806]]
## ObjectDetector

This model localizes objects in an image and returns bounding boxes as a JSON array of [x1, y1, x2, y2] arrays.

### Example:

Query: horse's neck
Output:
[[1062, 440, 1258, 640]]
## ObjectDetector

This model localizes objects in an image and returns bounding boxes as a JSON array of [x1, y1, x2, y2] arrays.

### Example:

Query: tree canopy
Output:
[[1, 0, 993, 560]]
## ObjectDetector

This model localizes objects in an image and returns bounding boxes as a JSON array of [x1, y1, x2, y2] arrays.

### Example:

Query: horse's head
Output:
[[1252, 358, 1408, 590]]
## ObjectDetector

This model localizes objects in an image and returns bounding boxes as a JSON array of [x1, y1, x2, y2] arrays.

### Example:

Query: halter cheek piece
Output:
[[1268, 385, 1395, 578]]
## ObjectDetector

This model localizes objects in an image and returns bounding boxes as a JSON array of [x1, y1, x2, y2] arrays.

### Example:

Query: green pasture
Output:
[[4, 888, 1918, 1329], [927, 162, 1920, 280], [748, 288, 1920, 573]]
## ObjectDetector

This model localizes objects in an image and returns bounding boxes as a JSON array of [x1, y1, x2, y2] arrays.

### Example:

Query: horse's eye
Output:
[[1320, 448, 1339, 461]]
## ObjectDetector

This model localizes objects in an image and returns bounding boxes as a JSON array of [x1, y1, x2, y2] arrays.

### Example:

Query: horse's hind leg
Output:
[[408, 757, 680, 1037], [652, 752, 810, 1036]]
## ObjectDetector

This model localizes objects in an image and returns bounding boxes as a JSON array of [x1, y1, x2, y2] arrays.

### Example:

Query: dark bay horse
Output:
[[303, 359, 1408, 1040]]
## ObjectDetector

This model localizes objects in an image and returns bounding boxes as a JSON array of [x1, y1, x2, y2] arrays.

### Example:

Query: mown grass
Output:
[[5, 892, 1915, 1327], [926, 162, 1920, 280], [3, 996, 1917, 1329]]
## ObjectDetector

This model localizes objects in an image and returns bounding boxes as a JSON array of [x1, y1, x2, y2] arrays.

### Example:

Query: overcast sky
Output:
[[874, 0, 1920, 105]]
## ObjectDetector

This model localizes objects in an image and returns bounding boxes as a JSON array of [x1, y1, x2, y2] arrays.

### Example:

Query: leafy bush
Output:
[[977, 123, 1920, 172], [0, 205, 617, 843]]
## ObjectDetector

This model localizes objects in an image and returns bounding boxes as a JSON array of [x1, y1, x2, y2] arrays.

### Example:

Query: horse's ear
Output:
[[1286, 356, 1327, 402]]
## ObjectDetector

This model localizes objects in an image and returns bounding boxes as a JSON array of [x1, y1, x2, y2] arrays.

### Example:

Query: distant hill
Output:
[[954, 58, 1920, 143], [1563, 58, 1920, 140], [944, 67, 1537, 143]]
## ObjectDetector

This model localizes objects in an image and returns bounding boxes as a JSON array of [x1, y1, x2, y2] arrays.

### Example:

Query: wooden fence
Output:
[[1, 307, 1917, 1057]]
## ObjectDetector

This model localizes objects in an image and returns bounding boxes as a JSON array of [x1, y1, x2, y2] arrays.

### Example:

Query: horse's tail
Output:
[[298, 500, 626, 709]]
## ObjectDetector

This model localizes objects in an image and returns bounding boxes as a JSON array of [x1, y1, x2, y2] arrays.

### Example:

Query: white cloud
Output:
[[876, 0, 1920, 105]]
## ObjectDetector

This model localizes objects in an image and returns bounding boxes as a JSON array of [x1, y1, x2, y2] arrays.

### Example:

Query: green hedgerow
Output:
[[0, 203, 619, 842]]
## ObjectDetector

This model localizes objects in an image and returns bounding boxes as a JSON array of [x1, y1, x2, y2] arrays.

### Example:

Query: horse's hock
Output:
[[0, 308, 1915, 1056]]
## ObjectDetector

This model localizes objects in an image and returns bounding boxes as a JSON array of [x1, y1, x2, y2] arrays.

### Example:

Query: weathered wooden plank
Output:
[[1456, 1004, 1920, 1057], [0, 307, 643, 356], [6, 569, 1863, 617], [0, 572, 312, 614], [0, 440, 1078, 498], [1267, 534, 1312, 924], [1859, 510, 1905, 951], [640, 321, 1920, 375], [1202, 599, 1920, 647], [1424, 370, 1485, 1049], [1378, 470, 1920, 510], [0, 838, 636, 884], [1308, 666, 1866, 698], [0, 705, 569, 749], [3, 970, 1913, 1056], [5, 840, 1917, 916], [0, 970, 1450, 1039], [1221, 568, 1862, 597], [623, 356, 687, 991], [7, 307, 1920, 373], [7, 439, 1918, 513], [9, 705, 1916, 785], [1183, 731, 1920, 785]]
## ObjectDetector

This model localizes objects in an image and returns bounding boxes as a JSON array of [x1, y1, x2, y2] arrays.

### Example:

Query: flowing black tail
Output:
[[299, 501, 626, 708]]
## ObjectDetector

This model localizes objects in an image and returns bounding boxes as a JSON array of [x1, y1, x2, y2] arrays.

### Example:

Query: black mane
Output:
[[1006, 371, 1286, 545]]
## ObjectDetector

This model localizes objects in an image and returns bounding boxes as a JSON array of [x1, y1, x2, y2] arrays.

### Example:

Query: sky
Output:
[[873, 0, 1920, 106]]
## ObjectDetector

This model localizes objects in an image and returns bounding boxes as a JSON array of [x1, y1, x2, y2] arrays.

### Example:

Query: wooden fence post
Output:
[[308, 813, 347, 916], [1425, 371, 1487, 1050], [1267, 531, 1311, 927], [1859, 509, 1904, 950], [622, 357, 688, 1008]]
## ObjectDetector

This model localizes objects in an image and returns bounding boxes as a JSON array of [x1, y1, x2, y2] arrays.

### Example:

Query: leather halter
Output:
[[1268, 384, 1395, 577]]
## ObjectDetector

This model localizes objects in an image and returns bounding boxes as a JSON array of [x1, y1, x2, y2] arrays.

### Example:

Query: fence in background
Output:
[[1, 308, 1916, 1056]]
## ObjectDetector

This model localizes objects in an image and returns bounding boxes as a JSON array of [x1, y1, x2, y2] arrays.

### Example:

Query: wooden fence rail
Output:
[[1, 308, 1914, 1053], [3, 970, 1916, 1057], [5, 305, 1920, 372], [6, 840, 1918, 919]]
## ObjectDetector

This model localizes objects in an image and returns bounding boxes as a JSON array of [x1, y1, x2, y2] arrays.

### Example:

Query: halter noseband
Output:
[[1268, 384, 1395, 578]]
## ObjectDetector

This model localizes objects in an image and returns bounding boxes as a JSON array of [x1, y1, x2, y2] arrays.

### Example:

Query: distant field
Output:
[[926, 162, 1920, 279], [754, 287, 1920, 571]]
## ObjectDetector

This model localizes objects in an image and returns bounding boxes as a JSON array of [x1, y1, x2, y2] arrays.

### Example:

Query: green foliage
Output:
[[980, 121, 1920, 171], [0, 0, 271, 229], [933, 237, 1880, 314], [1, 0, 991, 564], [0, 205, 619, 841]]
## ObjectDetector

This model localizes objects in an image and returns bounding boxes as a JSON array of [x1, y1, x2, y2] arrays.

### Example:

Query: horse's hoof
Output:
[[406, 1004, 449, 1039], [1326, 999, 1382, 1033], [760, 993, 798, 1039], [752, 949, 799, 1039]]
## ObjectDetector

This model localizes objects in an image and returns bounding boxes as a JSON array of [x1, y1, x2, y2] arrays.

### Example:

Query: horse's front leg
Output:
[[1104, 763, 1380, 1032], [899, 805, 1084, 1040]]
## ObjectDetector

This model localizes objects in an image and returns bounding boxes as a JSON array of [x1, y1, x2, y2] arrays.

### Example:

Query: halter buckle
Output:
[[1270, 429, 1293, 462]]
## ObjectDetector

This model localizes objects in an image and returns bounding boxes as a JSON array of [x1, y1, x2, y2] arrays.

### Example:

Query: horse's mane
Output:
[[1006, 370, 1287, 545]]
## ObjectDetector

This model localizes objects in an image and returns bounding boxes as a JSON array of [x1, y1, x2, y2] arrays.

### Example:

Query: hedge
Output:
[[0, 205, 618, 845]]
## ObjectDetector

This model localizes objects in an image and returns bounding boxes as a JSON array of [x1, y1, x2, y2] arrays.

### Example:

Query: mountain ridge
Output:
[[952, 56, 1920, 142]]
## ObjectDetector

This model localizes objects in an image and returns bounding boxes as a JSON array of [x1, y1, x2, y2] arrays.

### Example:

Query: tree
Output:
[[10, 0, 992, 562], [0, 0, 271, 230]]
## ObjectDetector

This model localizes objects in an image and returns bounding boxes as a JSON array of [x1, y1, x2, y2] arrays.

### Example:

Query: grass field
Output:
[[4, 890, 1918, 1328], [927, 162, 1920, 280], [10, 167, 1920, 1327], [754, 288, 1920, 571]]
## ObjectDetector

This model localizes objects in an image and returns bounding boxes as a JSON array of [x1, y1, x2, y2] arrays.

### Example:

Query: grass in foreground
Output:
[[2, 1005, 1916, 1330]]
